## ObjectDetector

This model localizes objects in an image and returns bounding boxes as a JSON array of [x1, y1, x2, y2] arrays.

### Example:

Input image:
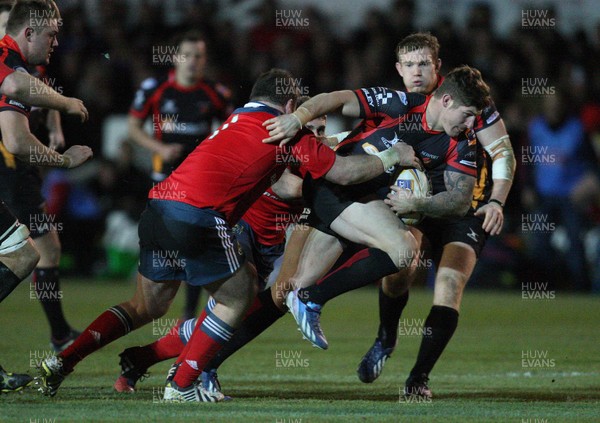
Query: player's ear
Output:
[[441, 93, 453, 108], [284, 98, 295, 114], [25, 27, 34, 41], [395, 62, 403, 78], [435, 58, 442, 73]]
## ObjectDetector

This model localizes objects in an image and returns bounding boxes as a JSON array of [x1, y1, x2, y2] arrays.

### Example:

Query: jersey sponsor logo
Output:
[[486, 110, 499, 125], [459, 159, 477, 168], [464, 151, 476, 160], [397, 91, 408, 105], [420, 151, 439, 160], [467, 227, 479, 242], [8, 99, 25, 109], [361, 89, 374, 107]]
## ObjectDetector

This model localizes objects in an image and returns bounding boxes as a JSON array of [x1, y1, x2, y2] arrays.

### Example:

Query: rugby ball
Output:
[[390, 167, 432, 225]]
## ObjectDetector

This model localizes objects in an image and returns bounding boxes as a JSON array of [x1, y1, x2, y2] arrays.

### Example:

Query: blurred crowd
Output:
[[38, 0, 600, 291]]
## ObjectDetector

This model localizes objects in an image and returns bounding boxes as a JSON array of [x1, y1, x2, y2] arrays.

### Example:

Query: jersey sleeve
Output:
[[291, 128, 336, 179], [444, 138, 477, 177], [353, 87, 410, 120], [0, 62, 13, 86], [0, 70, 30, 116], [129, 77, 159, 120], [474, 99, 501, 133]]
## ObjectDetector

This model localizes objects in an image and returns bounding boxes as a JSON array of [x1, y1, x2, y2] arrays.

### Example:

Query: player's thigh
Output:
[[32, 229, 61, 267], [290, 228, 343, 288], [330, 200, 415, 255], [433, 242, 477, 310]]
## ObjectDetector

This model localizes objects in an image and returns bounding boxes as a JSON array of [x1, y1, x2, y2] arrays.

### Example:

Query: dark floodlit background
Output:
[[41, 0, 600, 293]]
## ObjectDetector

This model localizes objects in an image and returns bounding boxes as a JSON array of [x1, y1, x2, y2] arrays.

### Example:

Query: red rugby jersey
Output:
[[149, 102, 335, 226]]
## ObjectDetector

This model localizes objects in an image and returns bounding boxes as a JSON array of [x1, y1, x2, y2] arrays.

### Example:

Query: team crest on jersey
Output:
[[486, 110, 499, 125], [380, 133, 400, 149], [397, 91, 408, 105]]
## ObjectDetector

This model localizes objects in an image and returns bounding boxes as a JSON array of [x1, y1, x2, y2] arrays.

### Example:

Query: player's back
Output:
[[152, 102, 289, 225]]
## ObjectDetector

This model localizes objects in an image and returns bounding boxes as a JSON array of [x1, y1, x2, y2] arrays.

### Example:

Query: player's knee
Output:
[[12, 241, 40, 279], [391, 231, 418, 269], [434, 269, 467, 308]]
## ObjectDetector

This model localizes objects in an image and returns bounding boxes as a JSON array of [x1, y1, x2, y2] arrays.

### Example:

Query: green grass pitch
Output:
[[0, 279, 598, 422]]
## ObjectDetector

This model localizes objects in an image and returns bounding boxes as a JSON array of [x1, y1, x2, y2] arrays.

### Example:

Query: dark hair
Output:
[[0, 1, 14, 14], [395, 32, 440, 63], [250, 68, 298, 107], [172, 30, 206, 48], [6, 0, 60, 35], [434, 65, 490, 110]]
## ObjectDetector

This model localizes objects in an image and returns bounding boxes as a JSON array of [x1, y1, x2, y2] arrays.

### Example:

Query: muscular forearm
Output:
[[11, 133, 69, 167], [413, 191, 471, 218], [490, 178, 512, 204], [325, 155, 384, 185]]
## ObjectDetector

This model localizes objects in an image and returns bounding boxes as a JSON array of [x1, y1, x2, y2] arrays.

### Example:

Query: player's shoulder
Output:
[[475, 98, 501, 129], [138, 74, 169, 92], [201, 78, 233, 99]]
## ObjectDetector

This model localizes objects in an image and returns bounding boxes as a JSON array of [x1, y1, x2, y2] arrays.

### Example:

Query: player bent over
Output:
[[37, 69, 417, 401], [263, 66, 489, 350]]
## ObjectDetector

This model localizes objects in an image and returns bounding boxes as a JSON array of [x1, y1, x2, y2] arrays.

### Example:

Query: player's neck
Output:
[[425, 98, 443, 132], [175, 73, 203, 87]]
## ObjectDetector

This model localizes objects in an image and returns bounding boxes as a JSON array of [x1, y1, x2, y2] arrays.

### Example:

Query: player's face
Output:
[[176, 40, 207, 81], [396, 48, 440, 94], [28, 21, 59, 65], [305, 116, 326, 137], [441, 99, 479, 137]]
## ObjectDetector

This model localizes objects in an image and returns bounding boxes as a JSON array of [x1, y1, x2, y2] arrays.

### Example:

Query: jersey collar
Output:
[[0, 35, 27, 63]]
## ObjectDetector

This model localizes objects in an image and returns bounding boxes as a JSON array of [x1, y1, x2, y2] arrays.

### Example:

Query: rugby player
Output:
[[355, 33, 515, 398], [263, 66, 489, 351], [112, 97, 320, 394], [0, 0, 93, 353], [38, 69, 417, 401]]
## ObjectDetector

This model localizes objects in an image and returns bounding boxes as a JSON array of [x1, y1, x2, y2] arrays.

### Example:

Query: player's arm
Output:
[[473, 119, 516, 235], [0, 71, 88, 122], [324, 142, 420, 185], [262, 90, 359, 145], [270, 168, 303, 200], [0, 110, 92, 168], [127, 115, 183, 162], [386, 170, 476, 218]]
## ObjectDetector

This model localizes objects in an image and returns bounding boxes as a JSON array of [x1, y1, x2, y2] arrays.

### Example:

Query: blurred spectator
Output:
[[523, 90, 592, 290]]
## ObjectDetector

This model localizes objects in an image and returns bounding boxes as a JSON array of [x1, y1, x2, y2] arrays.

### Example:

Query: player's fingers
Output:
[[263, 118, 277, 127], [389, 185, 401, 194], [262, 134, 282, 144]]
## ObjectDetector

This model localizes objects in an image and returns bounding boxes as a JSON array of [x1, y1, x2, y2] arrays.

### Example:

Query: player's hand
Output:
[[474, 202, 504, 235], [48, 128, 65, 151], [384, 185, 416, 215], [391, 142, 422, 170], [159, 144, 184, 162], [62, 145, 93, 168], [262, 114, 302, 146], [63, 97, 89, 123]]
